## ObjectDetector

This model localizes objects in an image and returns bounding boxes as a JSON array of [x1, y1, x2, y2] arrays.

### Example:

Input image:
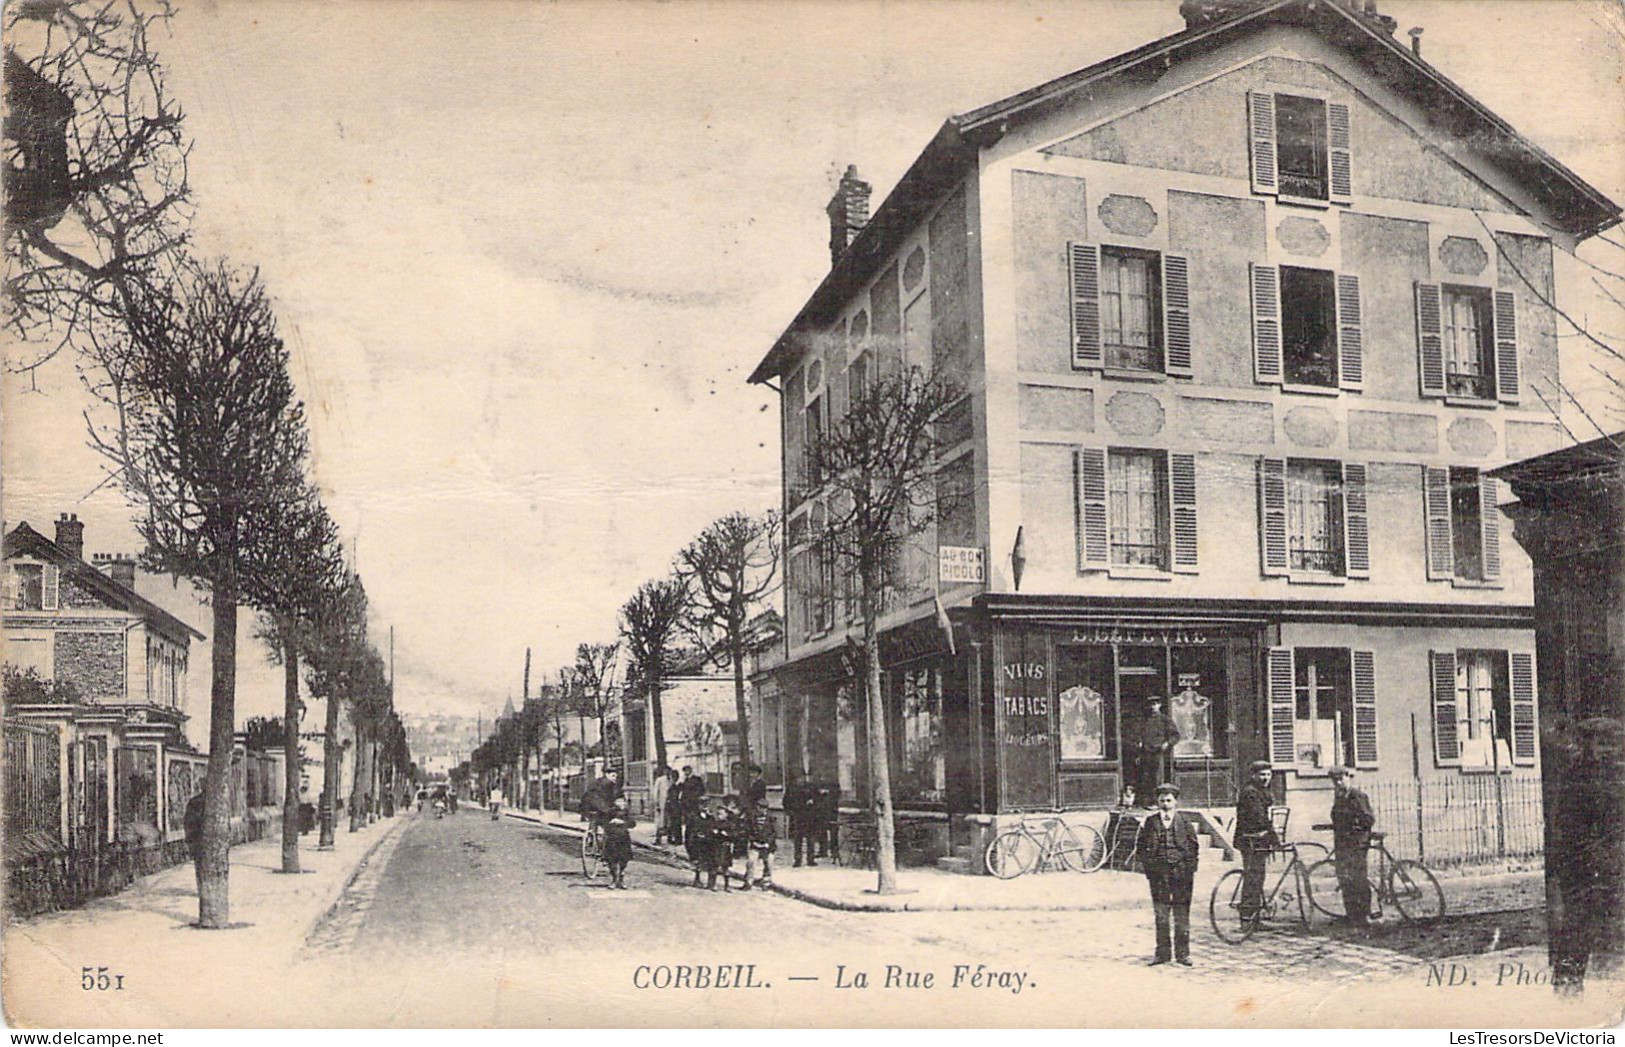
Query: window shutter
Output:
[[1248, 90, 1278, 195], [3, 567, 14, 610], [1068, 242, 1103, 370], [1169, 452, 1198, 574], [43, 565, 59, 611], [1509, 651, 1537, 766], [1336, 273, 1363, 391], [1162, 253, 1193, 378], [1423, 466, 1454, 581], [1258, 457, 1289, 576], [1478, 473, 1502, 582], [1342, 462, 1370, 579], [1327, 102, 1353, 203], [1251, 263, 1282, 384], [1267, 647, 1295, 768], [1352, 649, 1378, 768], [1430, 650, 1460, 766], [1075, 447, 1110, 570], [1493, 290, 1521, 404], [1416, 282, 1446, 398]]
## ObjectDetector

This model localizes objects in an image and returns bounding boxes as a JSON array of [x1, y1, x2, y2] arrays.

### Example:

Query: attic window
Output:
[[1249, 90, 1352, 205]]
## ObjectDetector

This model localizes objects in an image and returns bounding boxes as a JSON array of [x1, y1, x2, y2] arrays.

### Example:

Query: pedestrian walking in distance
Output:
[[488, 785, 504, 821], [784, 776, 818, 867], [1135, 782, 1200, 966], [1329, 766, 1377, 925], [1233, 760, 1279, 922], [602, 797, 636, 890]]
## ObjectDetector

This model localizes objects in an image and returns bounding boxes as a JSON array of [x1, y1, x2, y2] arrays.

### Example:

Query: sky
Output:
[[3, 0, 1622, 732]]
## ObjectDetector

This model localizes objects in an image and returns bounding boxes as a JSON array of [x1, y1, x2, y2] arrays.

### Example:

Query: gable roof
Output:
[[749, 0, 1621, 385], [3, 522, 207, 643]]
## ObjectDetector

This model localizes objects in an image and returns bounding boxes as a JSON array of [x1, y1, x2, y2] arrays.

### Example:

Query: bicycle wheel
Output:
[[581, 827, 603, 878], [1057, 824, 1108, 873], [1285, 864, 1311, 929], [1390, 859, 1445, 923], [1306, 858, 1345, 918], [1210, 869, 1260, 944], [984, 830, 1039, 879]]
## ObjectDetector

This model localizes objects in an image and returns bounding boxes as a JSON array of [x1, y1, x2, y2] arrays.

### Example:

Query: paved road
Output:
[[288, 811, 1571, 1027]]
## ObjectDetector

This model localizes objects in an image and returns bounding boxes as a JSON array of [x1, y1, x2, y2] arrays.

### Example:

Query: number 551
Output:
[[81, 967, 124, 991]]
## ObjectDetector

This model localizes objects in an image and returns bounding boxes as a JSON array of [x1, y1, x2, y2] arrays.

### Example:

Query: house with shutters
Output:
[[746, 0, 1619, 867]]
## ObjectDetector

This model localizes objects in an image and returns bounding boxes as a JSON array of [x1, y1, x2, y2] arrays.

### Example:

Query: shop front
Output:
[[985, 609, 1265, 815]]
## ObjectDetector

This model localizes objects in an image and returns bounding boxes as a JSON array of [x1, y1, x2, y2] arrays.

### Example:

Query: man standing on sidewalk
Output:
[[674, 766, 706, 845], [1135, 783, 1200, 966]]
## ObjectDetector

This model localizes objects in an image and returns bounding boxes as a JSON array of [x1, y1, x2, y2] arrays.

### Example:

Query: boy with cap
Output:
[[1234, 760, 1280, 922], [1134, 782, 1201, 966]]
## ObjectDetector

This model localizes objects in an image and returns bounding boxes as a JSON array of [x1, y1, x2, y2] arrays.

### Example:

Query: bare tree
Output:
[[251, 490, 343, 873], [677, 511, 780, 791], [806, 366, 964, 894], [573, 642, 620, 763], [4, 0, 192, 375], [84, 258, 313, 927], [619, 577, 689, 774]]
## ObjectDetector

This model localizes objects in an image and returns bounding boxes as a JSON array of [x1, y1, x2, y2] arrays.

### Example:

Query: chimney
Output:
[[1407, 26, 1424, 57], [54, 512, 84, 560], [826, 165, 871, 268], [1177, 0, 1266, 30], [94, 552, 137, 591]]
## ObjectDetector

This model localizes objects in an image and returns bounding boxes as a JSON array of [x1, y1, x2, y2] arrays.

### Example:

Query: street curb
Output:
[[300, 815, 410, 948], [501, 810, 1147, 912]]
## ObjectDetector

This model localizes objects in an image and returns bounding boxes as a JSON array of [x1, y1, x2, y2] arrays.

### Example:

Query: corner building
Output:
[[747, 0, 1620, 868]]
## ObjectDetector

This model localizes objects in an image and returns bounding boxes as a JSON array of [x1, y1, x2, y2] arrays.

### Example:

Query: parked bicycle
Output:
[[984, 816, 1106, 878], [1305, 826, 1444, 924], [581, 822, 604, 879], [1209, 841, 1312, 943]]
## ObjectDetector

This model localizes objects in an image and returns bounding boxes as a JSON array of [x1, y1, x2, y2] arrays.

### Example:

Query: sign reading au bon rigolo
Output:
[[938, 545, 985, 583]]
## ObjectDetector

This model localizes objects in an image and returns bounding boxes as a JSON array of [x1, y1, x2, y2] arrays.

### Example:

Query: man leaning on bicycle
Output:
[[1329, 765, 1377, 925], [1234, 760, 1280, 921]]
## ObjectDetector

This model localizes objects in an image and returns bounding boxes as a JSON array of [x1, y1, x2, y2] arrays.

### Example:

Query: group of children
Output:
[[597, 793, 775, 892]]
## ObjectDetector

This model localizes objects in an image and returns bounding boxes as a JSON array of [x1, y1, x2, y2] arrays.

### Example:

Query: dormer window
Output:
[[1275, 94, 1328, 200]]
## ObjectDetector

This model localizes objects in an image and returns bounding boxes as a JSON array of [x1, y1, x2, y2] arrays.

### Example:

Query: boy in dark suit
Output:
[[1135, 782, 1201, 966], [602, 797, 636, 890]]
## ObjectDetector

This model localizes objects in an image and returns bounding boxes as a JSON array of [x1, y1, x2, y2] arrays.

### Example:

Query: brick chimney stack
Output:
[[826, 165, 871, 268], [54, 512, 84, 560], [93, 552, 137, 591]]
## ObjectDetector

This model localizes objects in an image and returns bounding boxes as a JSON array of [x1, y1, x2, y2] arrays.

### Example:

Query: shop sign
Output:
[[938, 545, 985, 583], [1071, 625, 1209, 646]]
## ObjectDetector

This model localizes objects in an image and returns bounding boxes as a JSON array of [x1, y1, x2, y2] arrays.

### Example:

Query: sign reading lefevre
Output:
[[938, 545, 985, 583]]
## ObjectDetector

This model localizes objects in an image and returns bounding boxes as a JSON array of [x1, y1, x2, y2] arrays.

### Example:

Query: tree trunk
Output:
[[349, 724, 368, 832], [319, 692, 341, 848], [862, 562, 899, 894], [198, 583, 239, 927], [280, 634, 301, 873], [730, 614, 753, 792], [649, 672, 669, 775]]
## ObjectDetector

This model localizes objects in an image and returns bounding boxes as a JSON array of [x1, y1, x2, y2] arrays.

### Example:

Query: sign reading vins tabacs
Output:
[[998, 657, 1054, 807]]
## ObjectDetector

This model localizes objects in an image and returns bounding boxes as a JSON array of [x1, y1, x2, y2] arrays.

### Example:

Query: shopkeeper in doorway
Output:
[[1136, 698, 1182, 804]]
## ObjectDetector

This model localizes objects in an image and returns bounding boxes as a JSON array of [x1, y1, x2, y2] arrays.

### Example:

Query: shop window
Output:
[[1055, 645, 1115, 763], [836, 682, 861, 802], [892, 666, 945, 805], [1169, 646, 1227, 760]]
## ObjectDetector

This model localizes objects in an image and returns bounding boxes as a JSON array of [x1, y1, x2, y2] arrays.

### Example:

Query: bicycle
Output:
[[984, 816, 1106, 878], [1209, 842, 1312, 943], [1305, 827, 1444, 924], [581, 821, 604, 879]]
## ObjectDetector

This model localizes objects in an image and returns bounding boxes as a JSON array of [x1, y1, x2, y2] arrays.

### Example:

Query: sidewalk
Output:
[[3, 813, 408, 1027], [508, 808, 1543, 915]]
